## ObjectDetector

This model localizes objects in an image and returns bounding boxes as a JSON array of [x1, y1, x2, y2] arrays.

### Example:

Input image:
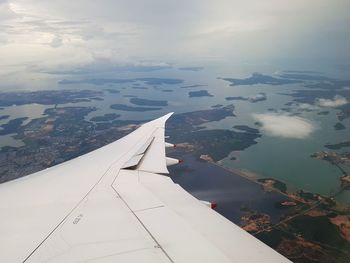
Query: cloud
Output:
[[316, 95, 348, 107], [297, 103, 319, 111], [249, 92, 266, 102], [49, 35, 63, 48], [1, 0, 350, 81], [253, 113, 315, 139], [0, 1, 18, 21], [45, 58, 172, 74]]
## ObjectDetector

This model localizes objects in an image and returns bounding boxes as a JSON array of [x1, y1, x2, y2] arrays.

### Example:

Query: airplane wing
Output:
[[0, 113, 291, 262]]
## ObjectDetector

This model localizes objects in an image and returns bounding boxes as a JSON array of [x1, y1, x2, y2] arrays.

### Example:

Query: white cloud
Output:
[[249, 92, 266, 102], [316, 95, 348, 108], [253, 113, 315, 139], [298, 103, 319, 110]]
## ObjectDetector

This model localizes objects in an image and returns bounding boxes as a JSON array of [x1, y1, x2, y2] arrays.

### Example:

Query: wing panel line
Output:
[[111, 175, 174, 263], [23, 128, 158, 262]]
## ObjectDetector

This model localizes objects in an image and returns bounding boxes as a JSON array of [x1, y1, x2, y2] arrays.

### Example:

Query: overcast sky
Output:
[[0, 0, 349, 79]]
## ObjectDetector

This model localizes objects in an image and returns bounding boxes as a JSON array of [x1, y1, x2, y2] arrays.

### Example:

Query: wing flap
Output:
[[113, 170, 164, 212], [25, 184, 171, 263], [138, 171, 292, 262], [137, 127, 169, 174], [136, 206, 232, 263]]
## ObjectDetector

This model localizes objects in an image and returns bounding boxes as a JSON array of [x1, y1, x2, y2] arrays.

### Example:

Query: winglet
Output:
[[123, 112, 175, 174], [141, 112, 174, 128]]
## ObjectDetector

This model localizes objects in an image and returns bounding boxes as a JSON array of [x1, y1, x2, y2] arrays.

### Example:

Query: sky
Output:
[[0, 0, 349, 87]]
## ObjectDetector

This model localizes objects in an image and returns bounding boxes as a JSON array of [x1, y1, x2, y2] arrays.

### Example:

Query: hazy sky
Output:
[[0, 0, 349, 81]]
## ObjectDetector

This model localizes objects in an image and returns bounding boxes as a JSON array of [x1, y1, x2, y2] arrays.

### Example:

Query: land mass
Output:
[[110, 104, 162, 112], [324, 142, 350, 150], [0, 90, 103, 106], [180, 84, 207, 89], [59, 77, 184, 86], [226, 93, 267, 103], [334, 122, 346, 130], [219, 73, 302, 86], [129, 98, 168, 107], [178, 66, 204, 71], [188, 90, 213, 98]]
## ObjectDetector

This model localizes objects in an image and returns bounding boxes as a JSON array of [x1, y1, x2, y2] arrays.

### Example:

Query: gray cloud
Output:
[[0, 0, 349, 79], [49, 35, 63, 48]]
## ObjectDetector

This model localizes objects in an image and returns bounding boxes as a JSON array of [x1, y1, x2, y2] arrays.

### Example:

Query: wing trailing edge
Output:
[[122, 112, 175, 174]]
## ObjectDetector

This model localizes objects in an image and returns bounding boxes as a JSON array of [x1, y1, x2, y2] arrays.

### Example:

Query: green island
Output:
[[334, 122, 346, 130], [188, 90, 213, 98], [0, 117, 28, 135], [218, 73, 302, 86], [129, 98, 168, 106], [110, 104, 162, 111], [338, 104, 350, 121], [324, 141, 350, 150], [0, 115, 10, 121]]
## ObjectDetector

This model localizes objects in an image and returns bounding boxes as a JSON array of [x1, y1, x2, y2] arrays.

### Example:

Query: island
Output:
[[110, 104, 162, 112], [188, 90, 213, 98], [218, 73, 302, 86], [129, 98, 168, 107], [324, 141, 350, 150], [0, 117, 28, 135], [211, 104, 223, 108], [104, 89, 120, 94], [135, 78, 184, 85], [225, 93, 266, 103], [132, 86, 148, 90], [0, 90, 103, 106], [178, 66, 204, 71], [180, 84, 207, 89], [59, 78, 135, 85], [317, 111, 329, 115], [59, 77, 184, 86], [0, 115, 10, 121], [257, 178, 287, 193], [225, 96, 248, 101], [334, 122, 346, 130], [337, 103, 350, 121]]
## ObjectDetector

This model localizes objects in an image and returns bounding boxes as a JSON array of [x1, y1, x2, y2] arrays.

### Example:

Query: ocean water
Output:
[[169, 154, 291, 224]]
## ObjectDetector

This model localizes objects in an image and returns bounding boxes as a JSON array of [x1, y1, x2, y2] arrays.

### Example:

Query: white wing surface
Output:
[[0, 113, 291, 262]]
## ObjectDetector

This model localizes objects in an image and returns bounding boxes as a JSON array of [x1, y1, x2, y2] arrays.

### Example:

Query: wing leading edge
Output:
[[0, 113, 291, 262]]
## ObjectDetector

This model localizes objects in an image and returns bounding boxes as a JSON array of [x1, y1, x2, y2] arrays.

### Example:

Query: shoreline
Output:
[[210, 158, 350, 207], [211, 161, 293, 199]]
